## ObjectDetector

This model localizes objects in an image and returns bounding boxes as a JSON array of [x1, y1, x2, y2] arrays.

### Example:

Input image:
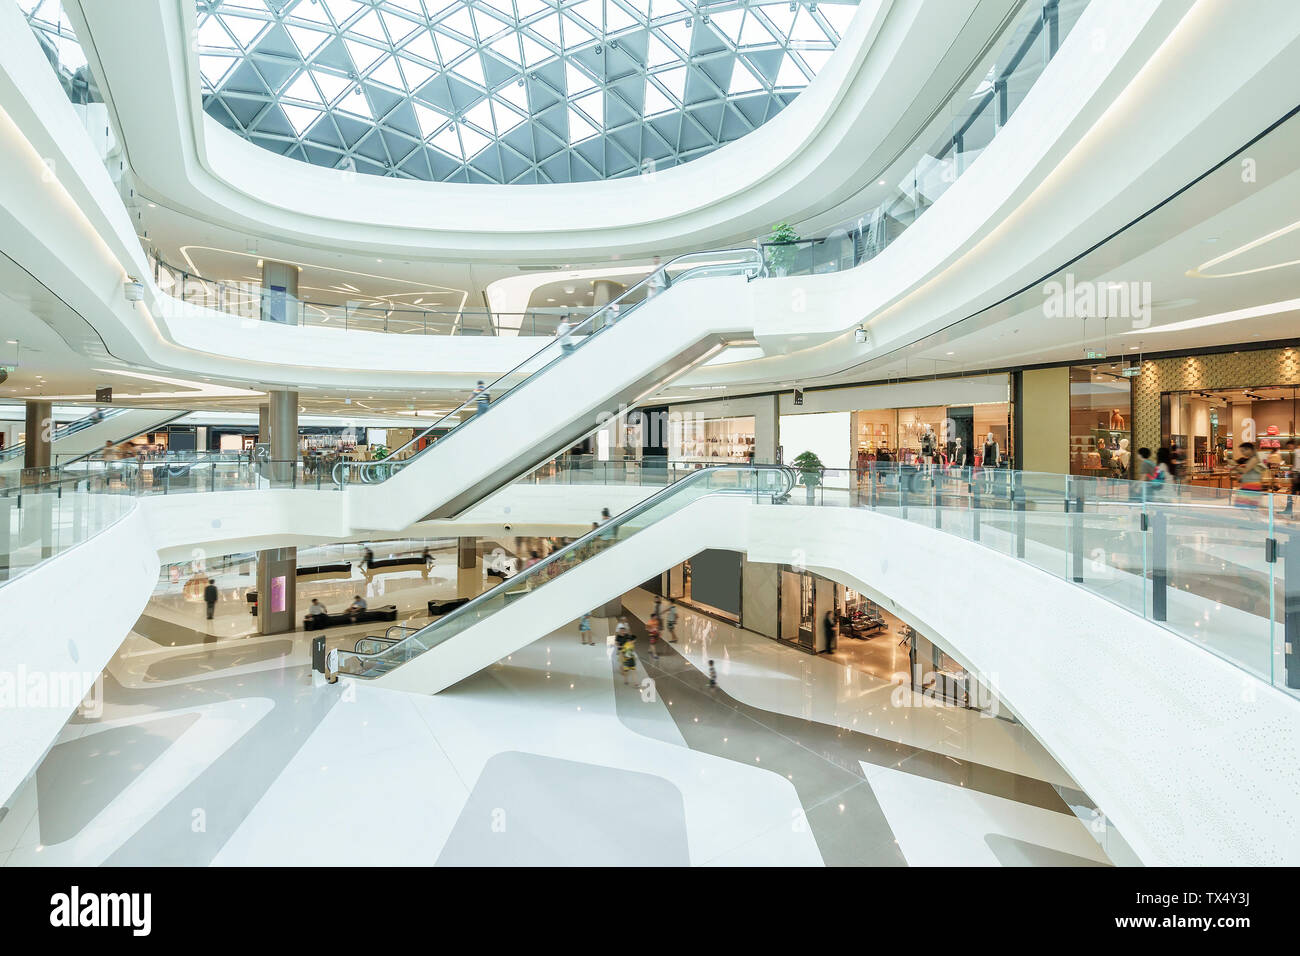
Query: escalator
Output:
[[0, 406, 187, 473], [340, 249, 762, 531], [334, 464, 795, 685]]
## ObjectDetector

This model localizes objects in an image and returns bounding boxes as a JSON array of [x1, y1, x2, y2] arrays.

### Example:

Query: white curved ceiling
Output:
[[67, 0, 1035, 261], [193, 0, 861, 184]]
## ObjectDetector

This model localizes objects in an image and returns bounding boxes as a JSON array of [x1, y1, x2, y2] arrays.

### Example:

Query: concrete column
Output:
[[591, 279, 625, 308], [260, 260, 301, 325], [257, 402, 270, 444], [813, 576, 837, 653], [456, 536, 484, 599], [268, 390, 298, 485], [256, 546, 298, 635], [23, 400, 52, 470]]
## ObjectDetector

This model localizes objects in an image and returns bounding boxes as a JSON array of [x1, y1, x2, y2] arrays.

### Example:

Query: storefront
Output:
[[772, 564, 992, 710], [1135, 345, 1300, 491], [659, 549, 743, 624], [776, 375, 1014, 484], [1069, 362, 1133, 477], [1164, 386, 1297, 487], [665, 395, 779, 467]]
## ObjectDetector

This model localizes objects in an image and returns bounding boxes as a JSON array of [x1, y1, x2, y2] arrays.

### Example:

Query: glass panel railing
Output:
[[801, 462, 1292, 698], [758, 0, 1092, 277], [333, 248, 762, 486], [333, 464, 796, 677], [0, 471, 135, 587], [149, 254, 600, 339]]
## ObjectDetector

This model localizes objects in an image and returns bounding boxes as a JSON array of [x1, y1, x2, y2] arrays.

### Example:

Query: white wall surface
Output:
[[0, 507, 158, 812]]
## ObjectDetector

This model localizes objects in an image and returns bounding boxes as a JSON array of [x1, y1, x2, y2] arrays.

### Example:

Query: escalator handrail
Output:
[[0, 407, 127, 461], [334, 248, 762, 485], [335, 463, 795, 674]]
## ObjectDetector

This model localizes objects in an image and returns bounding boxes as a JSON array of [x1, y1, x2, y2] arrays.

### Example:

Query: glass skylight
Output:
[[193, 0, 860, 184], [18, 1, 91, 86]]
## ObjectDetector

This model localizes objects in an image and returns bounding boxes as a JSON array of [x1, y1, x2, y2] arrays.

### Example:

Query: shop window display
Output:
[[1069, 364, 1132, 477], [1163, 385, 1298, 491], [670, 415, 756, 465], [849, 403, 1012, 477]]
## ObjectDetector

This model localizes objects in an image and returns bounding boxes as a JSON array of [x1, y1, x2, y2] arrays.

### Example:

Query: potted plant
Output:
[[767, 222, 801, 277], [792, 450, 825, 505]]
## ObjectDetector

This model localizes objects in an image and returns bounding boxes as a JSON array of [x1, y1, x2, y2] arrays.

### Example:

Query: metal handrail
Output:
[[334, 247, 762, 486], [0, 407, 127, 461], [335, 463, 794, 675]]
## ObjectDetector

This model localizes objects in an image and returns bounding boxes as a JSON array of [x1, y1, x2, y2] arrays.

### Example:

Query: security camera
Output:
[[503, 524, 512, 532]]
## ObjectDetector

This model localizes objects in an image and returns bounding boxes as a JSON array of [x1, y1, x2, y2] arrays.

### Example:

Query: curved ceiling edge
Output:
[[72, 0, 1019, 262]]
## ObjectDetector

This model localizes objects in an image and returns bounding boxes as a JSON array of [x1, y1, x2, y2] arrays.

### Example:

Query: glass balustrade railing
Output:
[[0, 407, 127, 463], [332, 248, 762, 486], [331, 458, 1293, 695], [759, 0, 1092, 278], [792, 462, 1294, 698], [7, 444, 1291, 700], [149, 252, 600, 337], [333, 464, 797, 678]]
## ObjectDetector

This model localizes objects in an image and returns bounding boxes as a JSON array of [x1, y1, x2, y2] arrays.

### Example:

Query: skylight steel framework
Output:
[[188, 0, 860, 184]]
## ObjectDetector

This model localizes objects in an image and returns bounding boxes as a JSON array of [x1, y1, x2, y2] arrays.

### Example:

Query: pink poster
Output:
[[271, 575, 286, 614]]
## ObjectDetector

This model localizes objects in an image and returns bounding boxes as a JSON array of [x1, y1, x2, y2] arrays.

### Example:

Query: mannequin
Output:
[[920, 424, 937, 477], [981, 433, 1000, 491], [1115, 438, 1131, 473]]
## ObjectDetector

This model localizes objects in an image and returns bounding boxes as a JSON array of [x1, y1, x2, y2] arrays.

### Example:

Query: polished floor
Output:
[[0, 564, 1113, 866]]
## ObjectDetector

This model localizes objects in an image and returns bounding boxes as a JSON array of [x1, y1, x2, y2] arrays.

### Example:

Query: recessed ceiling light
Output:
[[877, 179, 886, 185]]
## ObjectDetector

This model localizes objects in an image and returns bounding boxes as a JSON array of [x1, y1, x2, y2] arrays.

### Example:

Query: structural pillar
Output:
[[256, 546, 297, 635], [268, 389, 298, 485], [260, 260, 301, 325], [23, 400, 51, 470], [457, 536, 485, 599], [591, 279, 625, 309], [256, 390, 299, 634], [257, 402, 270, 445]]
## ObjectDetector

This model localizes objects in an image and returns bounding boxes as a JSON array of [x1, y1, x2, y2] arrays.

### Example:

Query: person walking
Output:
[[203, 578, 219, 621], [579, 612, 593, 645], [647, 613, 662, 660], [822, 609, 837, 654], [555, 315, 576, 354], [1282, 439, 1298, 516], [473, 380, 491, 416], [665, 603, 678, 642], [1231, 442, 1270, 510], [646, 256, 666, 298], [619, 633, 637, 685], [361, 545, 374, 573]]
